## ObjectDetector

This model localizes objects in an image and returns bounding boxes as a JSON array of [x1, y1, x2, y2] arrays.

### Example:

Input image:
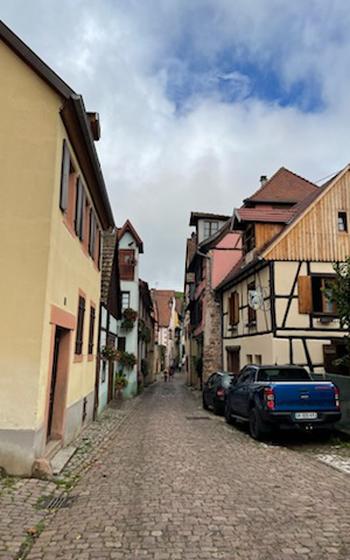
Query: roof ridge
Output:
[[280, 166, 318, 189], [245, 167, 318, 203]]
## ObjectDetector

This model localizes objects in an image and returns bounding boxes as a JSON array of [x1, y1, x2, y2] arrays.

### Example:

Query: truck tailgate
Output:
[[271, 382, 337, 412]]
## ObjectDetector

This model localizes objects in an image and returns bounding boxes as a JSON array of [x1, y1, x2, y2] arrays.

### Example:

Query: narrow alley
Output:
[[26, 375, 350, 560]]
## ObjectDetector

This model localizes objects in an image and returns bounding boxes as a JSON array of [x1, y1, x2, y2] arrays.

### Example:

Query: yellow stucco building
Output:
[[0, 22, 115, 475]]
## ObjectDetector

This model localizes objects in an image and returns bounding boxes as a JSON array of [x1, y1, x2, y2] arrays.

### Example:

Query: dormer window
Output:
[[338, 212, 348, 232], [204, 220, 219, 239], [243, 224, 255, 253]]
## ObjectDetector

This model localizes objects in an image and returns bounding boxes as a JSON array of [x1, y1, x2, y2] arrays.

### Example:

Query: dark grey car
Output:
[[202, 372, 234, 415]]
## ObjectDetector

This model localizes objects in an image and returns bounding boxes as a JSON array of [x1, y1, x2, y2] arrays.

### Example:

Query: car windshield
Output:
[[257, 368, 312, 382], [221, 374, 233, 388]]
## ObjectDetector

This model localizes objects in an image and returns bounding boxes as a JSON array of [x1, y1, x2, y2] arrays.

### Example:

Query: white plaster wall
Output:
[[118, 230, 140, 397]]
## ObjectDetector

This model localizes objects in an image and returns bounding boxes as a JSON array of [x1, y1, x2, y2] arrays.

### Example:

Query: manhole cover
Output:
[[186, 416, 211, 420], [40, 494, 77, 510]]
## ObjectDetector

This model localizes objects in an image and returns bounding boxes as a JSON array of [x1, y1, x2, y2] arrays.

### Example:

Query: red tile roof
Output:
[[151, 290, 175, 327], [235, 207, 296, 224], [246, 167, 318, 204]]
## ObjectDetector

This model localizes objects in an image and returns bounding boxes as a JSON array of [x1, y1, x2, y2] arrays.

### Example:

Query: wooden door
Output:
[[47, 328, 62, 441]]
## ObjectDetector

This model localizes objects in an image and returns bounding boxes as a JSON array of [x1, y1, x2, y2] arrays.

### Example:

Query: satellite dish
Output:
[[248, 288, 264, 310]]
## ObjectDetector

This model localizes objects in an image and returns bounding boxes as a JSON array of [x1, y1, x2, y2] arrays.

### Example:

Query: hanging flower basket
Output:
[[118, 351, 137, 370], [120, 308, 138, 330], [100, 346, 120, 361]]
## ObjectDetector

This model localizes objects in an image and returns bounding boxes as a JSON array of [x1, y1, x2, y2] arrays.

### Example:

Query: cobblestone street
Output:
[[7, 375, 350, 559], [21, 374, 350, 560]]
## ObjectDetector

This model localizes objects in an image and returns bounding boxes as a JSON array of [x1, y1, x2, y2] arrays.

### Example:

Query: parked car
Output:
[[225, 365, 341, 440], [202, 371, 234, 415]]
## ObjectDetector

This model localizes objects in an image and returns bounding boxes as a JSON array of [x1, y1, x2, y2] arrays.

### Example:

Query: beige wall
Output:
[[222, 265, 272, 340], [221, 260, 345, 374], [0, 41, 62, 430], [0, 41, 103, 471]]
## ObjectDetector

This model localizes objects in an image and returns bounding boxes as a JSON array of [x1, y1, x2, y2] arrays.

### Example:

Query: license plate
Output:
[[294, 412, 318, 420]]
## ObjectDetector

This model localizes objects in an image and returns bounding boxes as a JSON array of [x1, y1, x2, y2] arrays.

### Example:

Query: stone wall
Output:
[[203, 288, 223, 382]]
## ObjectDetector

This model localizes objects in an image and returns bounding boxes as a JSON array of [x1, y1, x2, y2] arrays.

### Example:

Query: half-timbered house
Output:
[[217, 166, 350, 375]]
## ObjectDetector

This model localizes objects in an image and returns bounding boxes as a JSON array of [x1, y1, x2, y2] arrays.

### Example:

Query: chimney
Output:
[[260, 175, 267, 186], [87, 112, 101, 141]]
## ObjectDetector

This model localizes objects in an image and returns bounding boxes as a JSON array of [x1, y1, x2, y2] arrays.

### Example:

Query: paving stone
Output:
[[2, 374, 350, 559]]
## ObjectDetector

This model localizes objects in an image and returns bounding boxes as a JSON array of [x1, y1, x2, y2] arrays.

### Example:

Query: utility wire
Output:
[[313, 170, 339, 184]]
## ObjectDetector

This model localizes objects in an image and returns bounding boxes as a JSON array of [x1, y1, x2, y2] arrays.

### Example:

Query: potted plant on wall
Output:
[[115, 371, 128, 400], [121, 308, 138, 330]]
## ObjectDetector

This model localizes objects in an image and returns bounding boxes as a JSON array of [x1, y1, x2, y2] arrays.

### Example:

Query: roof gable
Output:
[[118, 220, 144, 253], [245, 167, 318, 205], [262, 164, 350, 261]]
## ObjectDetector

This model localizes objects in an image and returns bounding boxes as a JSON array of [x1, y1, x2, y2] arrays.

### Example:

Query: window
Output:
[[89, 209, 96, 257], [117, 337, 126, 352], [59, 140, 71, 212], [298, 275, 337, 315], [88, 306, 95, 355], [229, 291, 239, 325], [243, 225, 255, 253], [75, 296, 86, 354], [338, 212, 348, 232], [312, 276, 336, 315], [246, 354, 253, 364], [254, 354, 262, 365], [119, 249, 135, 280], [121, 292, 130, 310], [74, 178, 85, 240], [204, 220, 219, 239], [257, 368, 311, 382], [247, 282, 257, 325]]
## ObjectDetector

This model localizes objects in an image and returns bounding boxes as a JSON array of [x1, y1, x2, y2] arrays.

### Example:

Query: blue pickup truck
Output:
[[224, 365, 341, 440]]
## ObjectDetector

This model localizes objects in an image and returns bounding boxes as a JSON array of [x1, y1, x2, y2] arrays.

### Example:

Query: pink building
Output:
[[184, 213, 242, 386]]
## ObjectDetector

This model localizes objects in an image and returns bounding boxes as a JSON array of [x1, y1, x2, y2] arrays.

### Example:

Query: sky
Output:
[[2, 1, 350, 290]]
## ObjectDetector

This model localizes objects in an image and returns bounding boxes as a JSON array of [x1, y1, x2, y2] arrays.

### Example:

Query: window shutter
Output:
[[119, 249, 135, 280], [59, 140, 70, 212], [75, 178, 85, 240], [96, 228, 101, 268], [75, 178, 82, 236], [233, 292, 239, 324], [75, 296, 86, 354], [298, 276, 312, 314], [229, 294, 234, 325], [229, 292, 239, 325], [88, 306, 96, 354], [89, 209, 96, 256], [80, 188, 85, 241]]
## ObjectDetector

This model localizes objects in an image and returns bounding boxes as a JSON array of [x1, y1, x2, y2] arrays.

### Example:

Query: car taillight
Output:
[[264, 387, 275, 410], [216, 388, 225, 397], [334, 386, 340, 409]]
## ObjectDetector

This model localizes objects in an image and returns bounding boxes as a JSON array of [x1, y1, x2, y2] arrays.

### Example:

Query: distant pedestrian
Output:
[[163, 369, 168, 382], [169, 365, 174, 380]]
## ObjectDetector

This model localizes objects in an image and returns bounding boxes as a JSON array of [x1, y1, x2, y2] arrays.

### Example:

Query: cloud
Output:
[[2, 1, 350, 289]]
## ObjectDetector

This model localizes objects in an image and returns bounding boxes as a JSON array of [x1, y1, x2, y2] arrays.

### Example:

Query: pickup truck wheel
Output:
[[202, 394, 209, 411], [249, 408, 269, 441], [225, 403, 235, 425]]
